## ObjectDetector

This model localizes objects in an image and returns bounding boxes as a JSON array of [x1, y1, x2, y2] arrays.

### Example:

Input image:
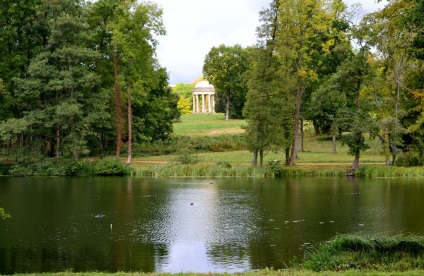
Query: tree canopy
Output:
[[0, 0, 179, 162]]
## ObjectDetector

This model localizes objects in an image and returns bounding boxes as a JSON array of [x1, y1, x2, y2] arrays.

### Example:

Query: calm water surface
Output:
[[0, 176, 424, 274]]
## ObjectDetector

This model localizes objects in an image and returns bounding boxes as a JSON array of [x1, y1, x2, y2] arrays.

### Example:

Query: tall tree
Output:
[[244, 0, 294, 166], [1, 0, 102, 159], [275, 0, 336, 166], [107, 0, 166, 164], [0, 0, 48, 122], [203, 44, 249, 120]]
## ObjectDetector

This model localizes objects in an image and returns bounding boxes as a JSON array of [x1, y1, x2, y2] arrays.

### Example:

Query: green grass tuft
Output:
[[302, 234, 424, 272]]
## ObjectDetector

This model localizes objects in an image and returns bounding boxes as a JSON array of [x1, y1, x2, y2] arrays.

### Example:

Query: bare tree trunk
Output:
[[252, 150, 258, 167], [113, 52, 122, 157], [300, 118, 304, 152], [55, 128, 60, 158], [225, 94, 230, 121], [332, 134, 337, 154], [385, 156, 391, 166], [127, 87, 132, 165]]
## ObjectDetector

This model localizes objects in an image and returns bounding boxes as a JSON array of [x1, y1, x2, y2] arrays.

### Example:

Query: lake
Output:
[[1, 176, 424, 274]]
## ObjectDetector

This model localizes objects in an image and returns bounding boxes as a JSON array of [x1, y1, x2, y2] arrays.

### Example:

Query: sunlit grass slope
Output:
[[173, 113, 246, 136], [145, 113, 385, 165]]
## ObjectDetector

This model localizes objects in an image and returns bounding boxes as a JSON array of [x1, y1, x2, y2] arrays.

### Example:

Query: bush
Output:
[[8, 157, 130, 176], [0, 164, 11, 175], [176, 150, 198, 164], [9, 158, 93, 176], [0, 208, 11, 220], [93, 157, 131, 176], [396, 152, 423, 167]]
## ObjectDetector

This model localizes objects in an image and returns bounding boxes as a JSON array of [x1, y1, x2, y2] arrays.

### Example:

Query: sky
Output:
[[152, 0, 388, 84]]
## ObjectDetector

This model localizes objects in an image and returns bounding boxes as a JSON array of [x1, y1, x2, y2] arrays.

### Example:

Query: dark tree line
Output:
[[0, 0, 180, 163]]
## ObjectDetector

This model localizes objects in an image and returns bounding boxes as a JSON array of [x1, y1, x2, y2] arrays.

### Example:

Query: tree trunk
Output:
[[385, 156, 391, 166], [113, 52, 122, 157], [332, 133, 337, 154], [313, 122, 320, 135], [289, 91, 302, 166], [55, 128, 60, 158], [300, 118, 304, 152], [351, 151, 360, 171], [285, 147, 290, 166], [127, 87, 132, 165], [259, 150, 264, 166], [252, 150, 258, 167], [225, 95, 230, 121]]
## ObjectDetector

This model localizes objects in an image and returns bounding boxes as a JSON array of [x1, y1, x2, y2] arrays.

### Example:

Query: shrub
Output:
[[0, 164, 11, 175], [396, 152, 423, 167], [0, 208, 11, 220], [176, 150, 198, 164], [93, 157, 131, 176], [9, 158, 93, 176]]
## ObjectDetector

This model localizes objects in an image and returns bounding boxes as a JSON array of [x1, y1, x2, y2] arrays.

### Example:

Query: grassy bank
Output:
[[128, 113, 424, 178], [2, 114, 423, 177], [302, 234, 424, 272]]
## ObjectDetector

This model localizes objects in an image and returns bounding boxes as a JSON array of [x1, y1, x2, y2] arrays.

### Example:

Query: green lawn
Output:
[[133, 114, 388, 173], [173, 113, 246, 136]]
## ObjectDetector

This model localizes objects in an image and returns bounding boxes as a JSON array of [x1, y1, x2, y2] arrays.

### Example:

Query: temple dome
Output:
[[194, 80, 215, 92]]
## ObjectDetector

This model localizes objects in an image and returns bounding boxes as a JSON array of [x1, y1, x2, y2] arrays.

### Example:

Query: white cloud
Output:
[[152, 0, 387, 84]]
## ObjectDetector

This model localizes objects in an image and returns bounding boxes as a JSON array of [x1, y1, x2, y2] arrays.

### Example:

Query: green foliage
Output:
[[133, 69, 181, 143], [0, 164, 11, 175], [340, 129, 370, 157], [93, 157, 131, 176], [176, 150, 198, 165], [217, 161, 232, 169], [0, 208, 11, 220], [172, 83, 195, 99], [8, 157, 131, 176], [356, 165, 424, 177], [243, 38, 293, 166], [9, 158, 93, 177], [395, 152, 424, 167], [203, 44, 249, 120]]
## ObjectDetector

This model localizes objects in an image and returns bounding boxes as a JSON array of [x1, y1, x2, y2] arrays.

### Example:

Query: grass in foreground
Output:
[[302, 234, 424, 272]]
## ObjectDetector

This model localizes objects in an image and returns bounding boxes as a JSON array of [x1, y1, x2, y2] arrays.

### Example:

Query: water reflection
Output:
[[152, 180, 258, 272], [1, 177, 424, 274]]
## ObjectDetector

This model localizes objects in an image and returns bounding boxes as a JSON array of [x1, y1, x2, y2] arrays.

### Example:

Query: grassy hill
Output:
[[132, 113, 394, 176]]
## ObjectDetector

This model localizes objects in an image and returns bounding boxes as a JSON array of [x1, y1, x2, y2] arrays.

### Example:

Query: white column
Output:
[[201, 94, 205, 113], [208, 94, 211, 113], [192, 94, 196, 113], [212, 94, 215, 113]]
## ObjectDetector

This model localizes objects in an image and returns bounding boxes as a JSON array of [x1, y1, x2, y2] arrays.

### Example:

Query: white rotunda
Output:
[[192, 80, 215, 114]]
